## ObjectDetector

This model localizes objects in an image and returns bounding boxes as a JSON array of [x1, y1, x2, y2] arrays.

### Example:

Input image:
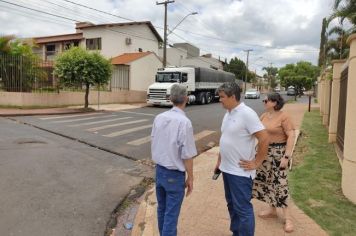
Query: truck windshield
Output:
[[156, 73, 181, 83]]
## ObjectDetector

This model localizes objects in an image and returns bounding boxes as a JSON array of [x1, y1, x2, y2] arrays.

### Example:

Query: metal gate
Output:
[[336, 67, 348, 152], [111, 65, 129, 90]]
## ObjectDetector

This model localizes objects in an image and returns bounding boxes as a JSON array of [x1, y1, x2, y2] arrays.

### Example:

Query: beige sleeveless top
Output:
[[260, 111, 295, 144]]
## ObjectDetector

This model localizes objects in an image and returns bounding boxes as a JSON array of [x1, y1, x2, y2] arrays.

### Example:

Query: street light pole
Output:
[[157, 0, 175, 68], [167, 12, 198, 36], [244, 49, 253, 93]]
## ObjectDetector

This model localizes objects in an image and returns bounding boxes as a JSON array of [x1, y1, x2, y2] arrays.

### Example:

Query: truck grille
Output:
[[149, 89, 167, 100]]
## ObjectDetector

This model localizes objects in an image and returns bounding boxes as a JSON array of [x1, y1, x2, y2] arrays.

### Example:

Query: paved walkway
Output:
[[0, 103, 147, 116], [130, 103, 328, 236]]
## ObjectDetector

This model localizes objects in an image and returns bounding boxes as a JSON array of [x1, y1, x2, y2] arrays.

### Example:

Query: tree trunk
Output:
[[84, 83, 89, 108]]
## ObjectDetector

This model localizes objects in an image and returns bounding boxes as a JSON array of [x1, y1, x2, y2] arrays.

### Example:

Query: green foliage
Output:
[[318, 18, 328, 67], [0, 36, 45, 92], [263, 66, 278, 89], [290, 110, 356, 235], [224, 57, 253, 82], [278, 61, 320, 95], [54, 47, 112, 108]]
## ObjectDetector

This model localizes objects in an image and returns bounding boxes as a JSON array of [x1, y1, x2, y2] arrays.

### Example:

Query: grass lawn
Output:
[[290, 110, 356, 235]]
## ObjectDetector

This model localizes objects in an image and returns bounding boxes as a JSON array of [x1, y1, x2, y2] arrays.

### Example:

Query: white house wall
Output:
[[82, 25, 160, 58], [181, 57, 223, 70], [129, 54, 162, 91], [158, 47, 187, 67]]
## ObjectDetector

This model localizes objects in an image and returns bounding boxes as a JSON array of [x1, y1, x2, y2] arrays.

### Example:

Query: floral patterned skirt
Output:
[[252, 143, 289, 208]]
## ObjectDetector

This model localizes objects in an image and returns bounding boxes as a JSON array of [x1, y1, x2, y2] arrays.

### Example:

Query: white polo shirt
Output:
[[219, 102, 265, 179], [151, 107, 197, 172]]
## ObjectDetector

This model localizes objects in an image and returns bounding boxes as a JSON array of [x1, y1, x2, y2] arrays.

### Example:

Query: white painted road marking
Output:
[[87, 119, 148, 132], [118, 111, 156, 116], [51, 115, 116, 124], [194, 130, 216, 141], [103, 125, 152, 137], [126, 130, 216, 146], [126, 136, 151, 146], [39, 113, 106, 120], [68, 117, 132, 127]]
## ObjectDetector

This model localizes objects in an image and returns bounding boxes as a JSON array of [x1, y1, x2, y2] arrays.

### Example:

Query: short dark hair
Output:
[[217, 82, 241, 101], [267, 92, 284, 111]]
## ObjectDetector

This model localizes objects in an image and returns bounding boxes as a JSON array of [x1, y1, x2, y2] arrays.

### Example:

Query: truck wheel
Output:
[[198, 92, 206, 105], [205, 92, 212, 104]]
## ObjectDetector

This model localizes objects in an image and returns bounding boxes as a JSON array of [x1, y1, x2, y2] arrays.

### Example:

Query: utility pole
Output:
[[157, 0, 174, 68], [244, 49, 253, 93], [268, 62, 273, 91]]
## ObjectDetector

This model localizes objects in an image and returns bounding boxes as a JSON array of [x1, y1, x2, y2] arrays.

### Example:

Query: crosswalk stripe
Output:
[[39, 113, 106, 120], [68, 117, 132, 127], [126, 129, 216, 146], [52, 115, 116, 124], [118, 111, 156, 116], [194, 130, 216, 141], [87, 119, 148, 132], [103, 124, 152, 138], [127, 136, 151, 146]]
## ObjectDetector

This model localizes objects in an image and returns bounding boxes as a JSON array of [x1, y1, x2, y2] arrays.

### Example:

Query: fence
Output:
[[0, 54, 116, 93], [336, 66, 348, 152], [0, 54, 58, 92]]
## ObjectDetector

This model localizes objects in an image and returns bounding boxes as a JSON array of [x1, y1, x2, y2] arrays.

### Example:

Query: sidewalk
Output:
[[0, 103, 147, 116], [130, 103, 328, 236]]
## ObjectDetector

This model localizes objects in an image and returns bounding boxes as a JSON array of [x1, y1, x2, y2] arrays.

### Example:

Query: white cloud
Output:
[[0, 0, 335, 74]]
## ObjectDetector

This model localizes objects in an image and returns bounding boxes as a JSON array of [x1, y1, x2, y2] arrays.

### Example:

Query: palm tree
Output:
[[327, 25, 351, 60], [0, 35, 14, 54], [330, 0, 356, 27]]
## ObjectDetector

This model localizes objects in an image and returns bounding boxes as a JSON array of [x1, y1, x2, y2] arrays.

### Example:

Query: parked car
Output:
[[244, 89, 260, 99], [274, 87, 281, 92], [287, 87, 296, 96]]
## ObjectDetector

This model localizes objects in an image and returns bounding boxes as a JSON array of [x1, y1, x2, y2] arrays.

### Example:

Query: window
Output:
[[46, 44, 56, 56], [86, 38, 101, 50], [46, 44, 55, 52]]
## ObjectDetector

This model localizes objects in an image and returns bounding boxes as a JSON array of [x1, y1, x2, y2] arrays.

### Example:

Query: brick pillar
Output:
[[342, 34, 356, 204], [329, 60, 347, 143], [319, 74, 325, 116]]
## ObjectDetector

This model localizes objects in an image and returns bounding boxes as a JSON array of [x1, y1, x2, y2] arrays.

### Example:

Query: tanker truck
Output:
[[146, 67, 236, 106]]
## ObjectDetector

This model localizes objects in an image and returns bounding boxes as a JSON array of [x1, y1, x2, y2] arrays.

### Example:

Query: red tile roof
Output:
[[111, 52, 152, 65], [33, 33, 83, 44]]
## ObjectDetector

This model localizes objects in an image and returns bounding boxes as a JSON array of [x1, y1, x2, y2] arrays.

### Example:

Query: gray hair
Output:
[[217, 81, 241, 101], [170, 84, 187, 105]]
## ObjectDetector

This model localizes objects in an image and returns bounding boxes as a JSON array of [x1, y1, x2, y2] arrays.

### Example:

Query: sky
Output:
[[0, 0, 335, 75]]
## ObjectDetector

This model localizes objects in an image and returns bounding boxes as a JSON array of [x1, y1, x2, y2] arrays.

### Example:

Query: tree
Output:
[[0, 36, 45, 92], [224, 57, 254, 82], [262, 66, 278, 90], [318, 18, 328, 67], [278, 61, 320, 96], [54, 47, 112, 108]]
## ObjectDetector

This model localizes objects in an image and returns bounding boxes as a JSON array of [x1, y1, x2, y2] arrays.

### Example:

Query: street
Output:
[[0, 95, 289, 236]]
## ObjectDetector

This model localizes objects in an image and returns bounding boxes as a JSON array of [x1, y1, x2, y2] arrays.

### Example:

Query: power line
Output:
[[61, 0, 134, 22], [51, 0, 318, 54], [0, 0, 80, 22]]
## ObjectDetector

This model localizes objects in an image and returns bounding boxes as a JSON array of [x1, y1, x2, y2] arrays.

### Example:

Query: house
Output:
[[32, 21, 163, 92], [160, 43, 225, 70], [111, 52, 162, 91]]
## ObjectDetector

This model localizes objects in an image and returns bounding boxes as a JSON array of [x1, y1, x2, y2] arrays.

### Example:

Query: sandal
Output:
[[258, 210, 277, 219], [284, 218, 294, 233]]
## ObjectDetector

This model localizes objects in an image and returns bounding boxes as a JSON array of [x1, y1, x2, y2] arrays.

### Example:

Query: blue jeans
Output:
[[155, 165, 185, 236], [222, 172, 255, 236]]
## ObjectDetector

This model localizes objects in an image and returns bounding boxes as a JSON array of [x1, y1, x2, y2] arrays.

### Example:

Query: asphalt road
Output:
[[0, 117, 154, 236], [1, 93, 293, 236], [10, 97, 267, 161]]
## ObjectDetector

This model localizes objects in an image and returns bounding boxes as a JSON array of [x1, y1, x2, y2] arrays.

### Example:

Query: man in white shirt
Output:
[[151, 84, 197, 236], [215, 82, 269, 236]]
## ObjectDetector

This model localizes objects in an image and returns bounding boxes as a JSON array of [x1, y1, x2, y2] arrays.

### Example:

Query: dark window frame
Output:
[[86, 38, 101, 50]]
